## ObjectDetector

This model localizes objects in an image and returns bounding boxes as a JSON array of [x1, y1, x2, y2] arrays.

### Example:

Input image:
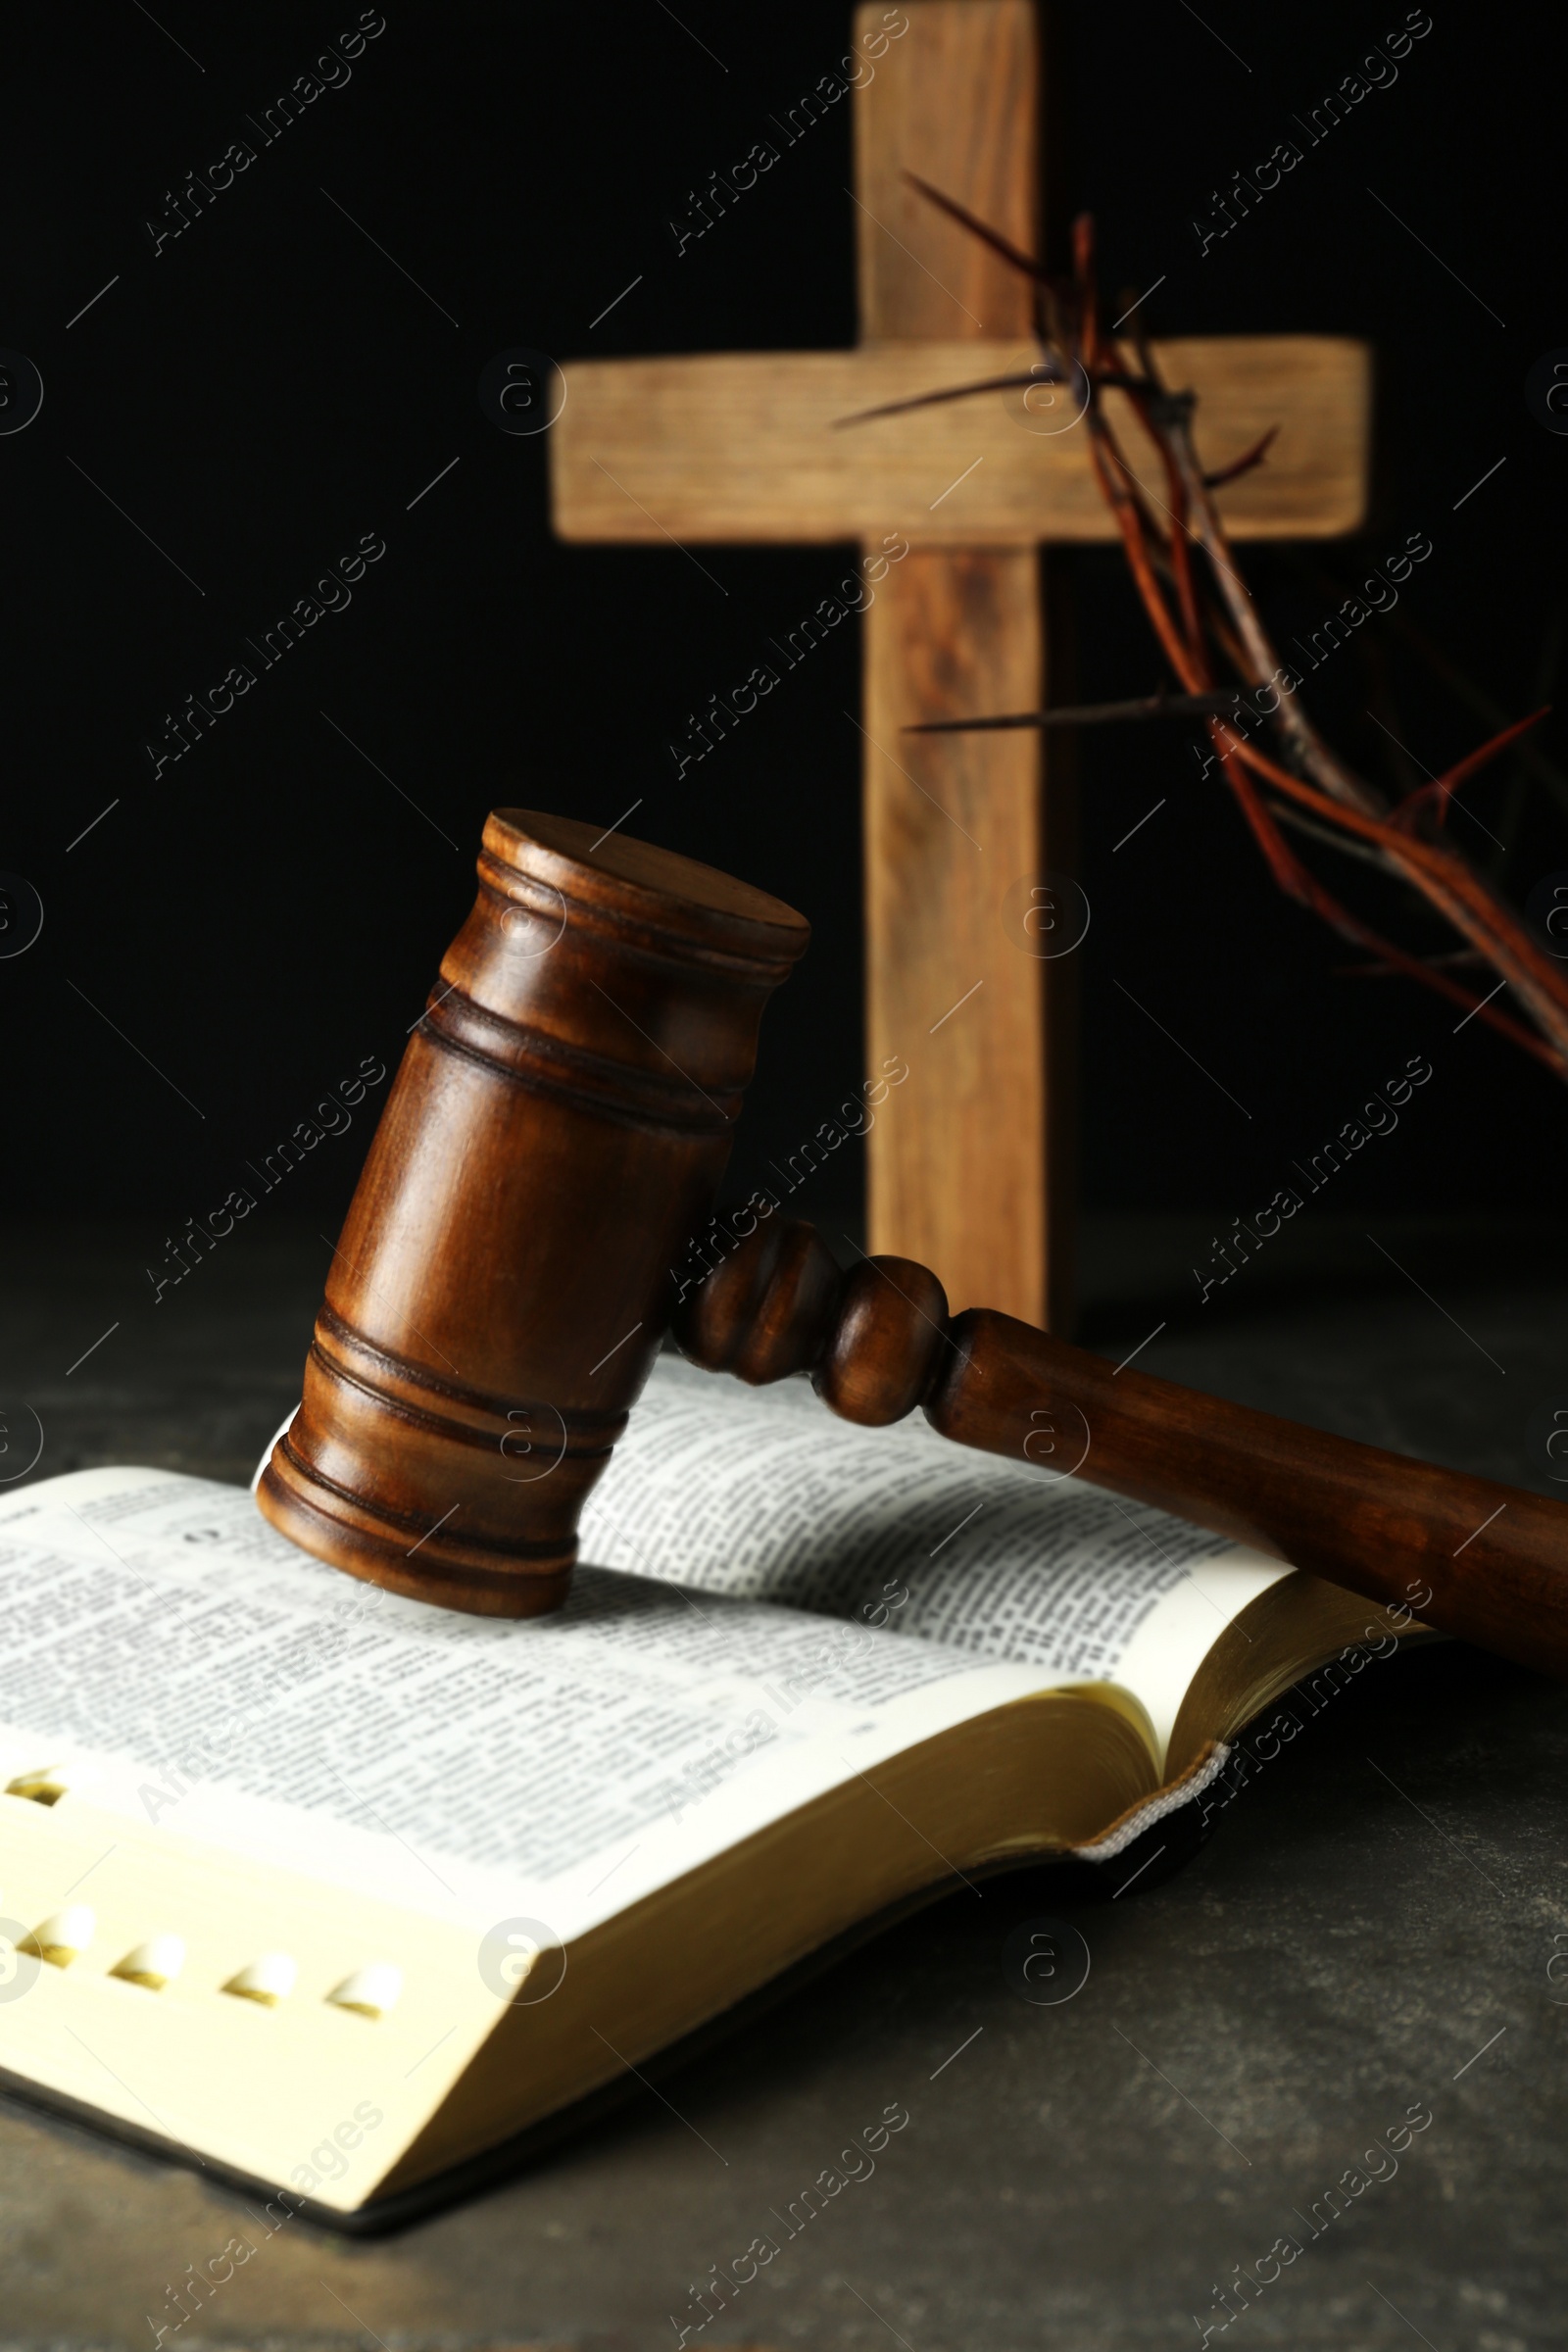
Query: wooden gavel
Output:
[[258, 808, 1568, 1677]]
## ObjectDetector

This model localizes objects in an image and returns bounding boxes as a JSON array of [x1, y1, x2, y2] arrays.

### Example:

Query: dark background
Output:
[[2, 0, 1564, 1265]]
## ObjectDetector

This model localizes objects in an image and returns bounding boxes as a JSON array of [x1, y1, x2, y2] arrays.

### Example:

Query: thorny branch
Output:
[[841, 180, 1568, 1081]]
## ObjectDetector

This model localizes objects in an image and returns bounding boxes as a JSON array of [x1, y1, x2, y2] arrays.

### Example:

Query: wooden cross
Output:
[[551, 0, 1369, 1328]]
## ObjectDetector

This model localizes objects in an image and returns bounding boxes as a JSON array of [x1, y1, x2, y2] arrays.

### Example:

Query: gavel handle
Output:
[[673, 1219, 1568, 1679]]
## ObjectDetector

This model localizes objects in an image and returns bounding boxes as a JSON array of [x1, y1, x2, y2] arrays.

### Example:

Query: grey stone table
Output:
[[2, 1211, 1566, 2351]]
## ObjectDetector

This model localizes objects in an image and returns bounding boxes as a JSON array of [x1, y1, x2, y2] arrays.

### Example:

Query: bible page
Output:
[[0, 1467, 1100, 1944], [581, 1355, 1292, 1763]]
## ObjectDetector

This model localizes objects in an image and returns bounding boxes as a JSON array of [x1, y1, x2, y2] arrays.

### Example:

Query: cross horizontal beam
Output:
[[552, 337, 1369, 547]]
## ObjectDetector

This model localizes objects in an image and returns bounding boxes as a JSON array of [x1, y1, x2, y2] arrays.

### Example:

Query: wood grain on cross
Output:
[[551, 0, 1370, 1328]]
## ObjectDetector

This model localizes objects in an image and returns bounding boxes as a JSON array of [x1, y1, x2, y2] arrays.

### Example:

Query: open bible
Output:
[[0, 1355, 1429, 2225]]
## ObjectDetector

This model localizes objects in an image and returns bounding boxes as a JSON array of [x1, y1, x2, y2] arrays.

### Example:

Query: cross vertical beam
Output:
[[855, 0, 1073, 1329]]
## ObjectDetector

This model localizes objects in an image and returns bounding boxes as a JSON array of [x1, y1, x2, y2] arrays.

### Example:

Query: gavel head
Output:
[[256, 808, 808, 1616]]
